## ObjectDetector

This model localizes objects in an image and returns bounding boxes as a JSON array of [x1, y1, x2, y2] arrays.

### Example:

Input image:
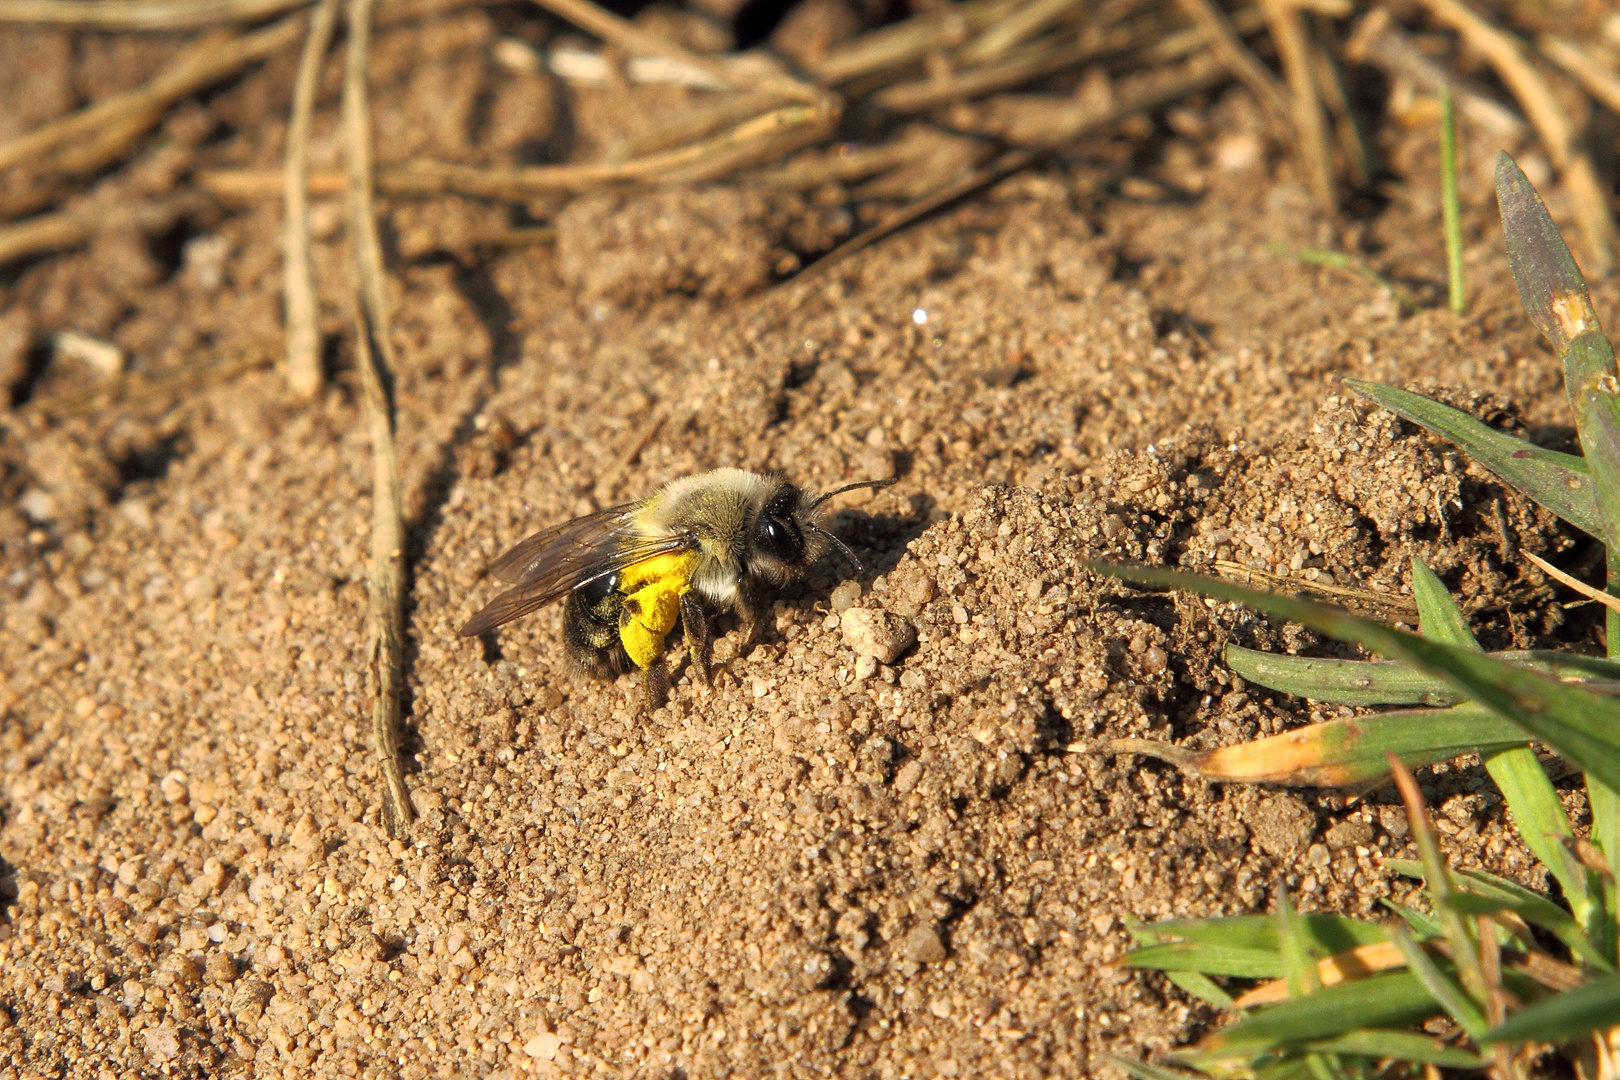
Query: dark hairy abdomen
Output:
[[562, 586, 635, 678]]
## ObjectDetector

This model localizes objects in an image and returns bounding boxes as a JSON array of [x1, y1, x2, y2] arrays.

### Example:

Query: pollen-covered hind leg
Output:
[[641, 655, 669, 712], [679, 592, 710, 686]]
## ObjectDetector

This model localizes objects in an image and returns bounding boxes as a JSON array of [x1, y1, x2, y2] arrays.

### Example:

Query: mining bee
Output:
[[461, 468, 895, 708]]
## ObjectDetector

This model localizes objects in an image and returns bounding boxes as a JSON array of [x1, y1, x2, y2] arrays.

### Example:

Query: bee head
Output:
[[745, 475, 896, 581]]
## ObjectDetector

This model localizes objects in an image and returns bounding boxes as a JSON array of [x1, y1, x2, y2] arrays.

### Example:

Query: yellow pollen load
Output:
[[616, 551, 698, 670]]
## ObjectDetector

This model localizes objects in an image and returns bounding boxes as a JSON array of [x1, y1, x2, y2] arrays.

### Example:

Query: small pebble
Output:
[[524, 1031, 561, 1060], [829, 579, 861, 612], [839, 608, 916, 665], [901, 925, 947, 964], [160, 772, 189, 805]]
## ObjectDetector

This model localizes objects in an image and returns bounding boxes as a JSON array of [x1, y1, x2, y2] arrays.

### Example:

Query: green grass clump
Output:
[[1094, 154, 1620, 1078]]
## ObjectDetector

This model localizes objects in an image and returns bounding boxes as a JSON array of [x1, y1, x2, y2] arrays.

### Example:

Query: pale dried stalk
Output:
[[0, 193, 203, 266], [1259, 0, 1335, 211], [1539, 35, 1620, 114], [527, 0, 819, 104], [796, 148, 1037, 283], [1173, 0, 1291, 122], [811, 0, 1018, 85], [0, 14, 305, 175], [1310, 15, 1368, 188], [1344, 9, 1525, 139], [1415, 0, 1617, 275], [0, 0, 306, 27], [386, 100, 836, 197], [612, 88, 785, 160], [959, 0, 1086, 66], [283, 0, 342, 399], [874, 22, 1138, 114], [1525, 551, 1620, 614], [805, 51, 1225, 280], [343, 0, 414, 833]]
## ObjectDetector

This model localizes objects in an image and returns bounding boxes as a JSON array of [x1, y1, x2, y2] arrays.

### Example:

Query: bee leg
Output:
[[642, 655, 670, 712], [734, 577, 768, 653], [679, 592, 711, 687]]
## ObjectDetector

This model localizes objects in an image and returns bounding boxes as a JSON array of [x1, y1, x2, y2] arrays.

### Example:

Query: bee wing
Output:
[[487, 501, 640, 584], [460, 509, 697, 637]]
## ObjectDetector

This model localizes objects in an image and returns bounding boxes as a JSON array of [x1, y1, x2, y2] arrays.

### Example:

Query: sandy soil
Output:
[[0, 5, 1608, 1079]]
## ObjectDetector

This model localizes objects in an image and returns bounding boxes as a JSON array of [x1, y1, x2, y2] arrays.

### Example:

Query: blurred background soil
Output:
[[0, 0, 1616, 1076]]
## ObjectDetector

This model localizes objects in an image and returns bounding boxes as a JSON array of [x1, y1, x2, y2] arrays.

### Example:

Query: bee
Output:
[[460, 469, 895, 708]]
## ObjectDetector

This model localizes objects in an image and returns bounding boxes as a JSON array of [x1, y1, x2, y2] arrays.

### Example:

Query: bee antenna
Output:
[[805, 522, 865, 575], [808, 475, 898, 510]]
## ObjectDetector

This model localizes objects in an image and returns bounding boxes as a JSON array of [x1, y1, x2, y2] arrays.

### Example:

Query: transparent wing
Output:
[[487, 501, 640, 584], [460, 506, 697, 637]]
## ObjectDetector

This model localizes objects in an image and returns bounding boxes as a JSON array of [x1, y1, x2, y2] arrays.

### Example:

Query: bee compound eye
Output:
[[758, 517, 801, 561]]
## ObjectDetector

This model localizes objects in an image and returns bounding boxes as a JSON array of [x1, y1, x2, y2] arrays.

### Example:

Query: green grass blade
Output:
[[1482, 971, 1620, 1044], [1270, 245, 1418, 314], [1342, 378, 1601, 536], [1302, 1029, 1486, 1068], [1090, 563, 1620, 794], [1388, 863, 1610, 971], [1588, 776, 1620, 966], [1480, 745, 1591, 930], [1225, 645, 1458, 705], [1278, 889, 1320, 998], [1442, 85, 1465, 315], [1497, 152, 1620, 558], [1411, 559, 1480, 650], [1104, 1054, 1206, 1080], [1145, 915, 1387, 955], [1167, 970, 1240, 1011], [1114, 702, 1530, 787], [1202, 971, 1441, 1051], [1226, 645, 1620, 707], [1387, 753, 1489, 1006], [1387, 923, 1489, 1040], [1127, 942, 1286, 979], [1444, 891, 1610, 971], [1569, 340, 1620, 557], [1495, 152, 1595, 357], [1381, 898, 1444, 940]]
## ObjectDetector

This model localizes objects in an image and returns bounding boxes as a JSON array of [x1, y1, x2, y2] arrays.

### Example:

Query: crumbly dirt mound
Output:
[[0, 11, 1610, 1077]]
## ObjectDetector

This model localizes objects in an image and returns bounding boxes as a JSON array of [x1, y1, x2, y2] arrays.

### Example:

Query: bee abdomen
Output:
[[563, 582, 634, 678]]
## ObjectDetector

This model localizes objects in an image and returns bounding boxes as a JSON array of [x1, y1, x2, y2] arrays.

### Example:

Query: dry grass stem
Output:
[[873, 23, 1138, 114], [0, 0, 306, 27], [1172, 0, 1291, 123], [613, 88, 787, 160], [1310, 15, 1368, 188], [527, 0, 818, 104], [793, 147, 1036, 285], [10, 350, 273, 423], [1525, 551, 1620, 614], [959, 0, 1085, 66], [1539, 35, 1620, 115], [810, 0, 1018, 86], [752, 138, 941, 189], [1213, 558, 1419, 614], [0, 192, 204, 266], [283, 0, 342, 400], [343, 0, 415, 834], [1414, 0, 1617, 274], [1344, 9, 1525, 140], [0, 175, 68, 222], [1258, 0, 1335, 211], [954, 50, 1226, 146], [385, 100, 838, 197], [0, 14, 305, 176]]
